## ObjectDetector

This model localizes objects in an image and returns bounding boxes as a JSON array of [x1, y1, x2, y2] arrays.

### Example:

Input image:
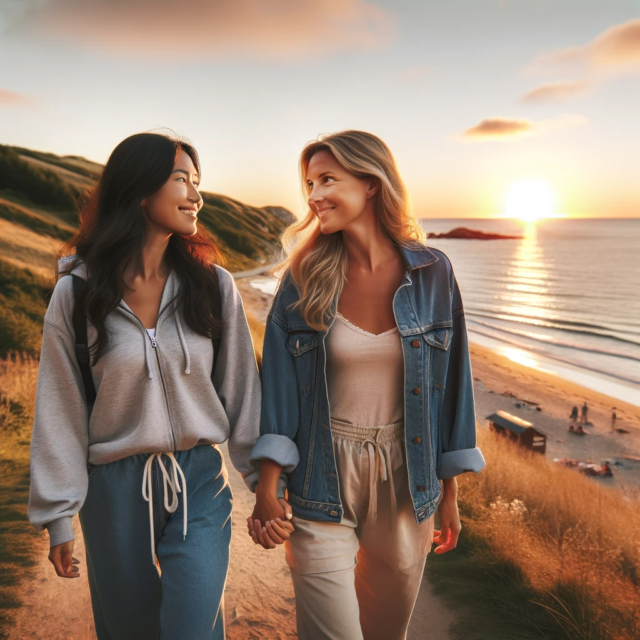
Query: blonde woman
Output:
[[248, 131, 485, 639]]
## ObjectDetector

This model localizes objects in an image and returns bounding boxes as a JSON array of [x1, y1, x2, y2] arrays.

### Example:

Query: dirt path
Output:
[[7, 442, 455, 639]]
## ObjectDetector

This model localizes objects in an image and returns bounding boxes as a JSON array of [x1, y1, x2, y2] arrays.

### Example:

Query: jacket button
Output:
[[417, 485, 425, 492], [330, 510, 338, 516], [413, 387, 421, 395], [411, 339, 420, 348], [414, 436, 422, 444]]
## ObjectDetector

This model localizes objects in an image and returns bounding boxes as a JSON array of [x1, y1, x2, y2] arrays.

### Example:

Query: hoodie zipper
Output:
[[120, 307, 177, 452]]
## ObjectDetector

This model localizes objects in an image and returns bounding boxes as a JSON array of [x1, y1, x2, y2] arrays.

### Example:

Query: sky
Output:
[[0, 0, 639, 219]]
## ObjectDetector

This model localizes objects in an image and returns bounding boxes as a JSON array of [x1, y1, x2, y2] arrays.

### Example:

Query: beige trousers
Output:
[[285, 419, 436, 640]]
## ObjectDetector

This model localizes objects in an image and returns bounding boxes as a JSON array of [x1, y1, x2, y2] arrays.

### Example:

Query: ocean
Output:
[[422, 218, 640, 406], [249, 218, 640, 406]]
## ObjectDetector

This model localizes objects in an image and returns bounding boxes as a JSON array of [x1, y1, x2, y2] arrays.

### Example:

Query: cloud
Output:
[[0, 88, 30, 106], [521, 81, 587, 103], [7, 0, 394, 59], [463, 118, 534, 140], [462, 114, 587, 142], [530, 19, 640, 75]]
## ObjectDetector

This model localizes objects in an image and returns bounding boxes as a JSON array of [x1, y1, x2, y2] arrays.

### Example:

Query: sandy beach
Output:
[[5, 279, 639, 639]]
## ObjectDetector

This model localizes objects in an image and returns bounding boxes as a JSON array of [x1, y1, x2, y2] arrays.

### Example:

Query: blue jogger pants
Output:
[[79, 444, 233, 640]]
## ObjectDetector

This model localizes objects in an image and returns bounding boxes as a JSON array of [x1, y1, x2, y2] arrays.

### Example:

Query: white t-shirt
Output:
[[146, 328, 156, 339]]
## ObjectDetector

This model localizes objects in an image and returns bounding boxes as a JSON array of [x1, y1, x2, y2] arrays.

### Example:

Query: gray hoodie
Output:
[[28, 257, 261, 547]]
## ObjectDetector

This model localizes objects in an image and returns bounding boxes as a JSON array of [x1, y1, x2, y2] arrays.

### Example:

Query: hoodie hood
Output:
[[58, 255, 87, 280]]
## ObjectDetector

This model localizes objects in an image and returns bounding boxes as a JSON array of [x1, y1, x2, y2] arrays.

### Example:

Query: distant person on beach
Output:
[[581, 402, 589, 424], [27, 132, 267, 639], [248, 130, 486, 639], [570, 406, 578, 422], [611, 407, 617, 431]]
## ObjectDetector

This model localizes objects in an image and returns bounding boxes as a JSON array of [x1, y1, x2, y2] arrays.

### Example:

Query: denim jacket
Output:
[[250, 244, 485, 525]]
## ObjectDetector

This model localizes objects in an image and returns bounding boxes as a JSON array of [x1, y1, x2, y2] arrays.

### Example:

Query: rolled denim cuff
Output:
[[250, 433, 299, 473], [244, 469, 289, 498], [46, 517, 74, 547], [438, 447, 486, 479]]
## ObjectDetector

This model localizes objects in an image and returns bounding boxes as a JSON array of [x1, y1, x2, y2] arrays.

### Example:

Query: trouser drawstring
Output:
[[330, 419, 403, 530], [362, 435, 398, 527], [142, 452, 188, 565]]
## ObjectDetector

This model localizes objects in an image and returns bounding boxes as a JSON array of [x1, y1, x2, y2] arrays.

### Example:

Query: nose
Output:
[[187, 184, 202, 207], [308, 186, 323, 205]]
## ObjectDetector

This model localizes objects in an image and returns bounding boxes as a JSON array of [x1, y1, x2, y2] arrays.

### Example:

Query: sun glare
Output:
[[504, 178, 557, 222]]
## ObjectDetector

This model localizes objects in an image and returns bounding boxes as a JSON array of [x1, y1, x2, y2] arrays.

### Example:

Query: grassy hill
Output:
[[0, 142, 295, 356]]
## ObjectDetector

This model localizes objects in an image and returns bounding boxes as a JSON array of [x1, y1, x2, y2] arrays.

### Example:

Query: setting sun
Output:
[[504, 178, 557, 221]]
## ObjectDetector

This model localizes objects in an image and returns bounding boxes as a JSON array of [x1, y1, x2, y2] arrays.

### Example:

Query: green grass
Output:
[[198, 192, 293, 265], [0, 145, 80, 213], [12, 146, 102, 180], [0, 202, 73, 241]]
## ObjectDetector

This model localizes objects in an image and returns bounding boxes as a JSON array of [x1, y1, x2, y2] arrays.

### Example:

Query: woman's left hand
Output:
[[433, 477, 461, 554]]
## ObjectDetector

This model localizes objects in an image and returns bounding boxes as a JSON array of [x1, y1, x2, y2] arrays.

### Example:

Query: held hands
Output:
[[248, 459, 295, 549], [433, 477, 461, 554], [248, 492, 294, 549], [48, 540, 81, 578]]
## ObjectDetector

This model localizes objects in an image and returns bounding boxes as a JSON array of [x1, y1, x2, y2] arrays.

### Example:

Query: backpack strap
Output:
[[211, 266, 223, 380], [71, 275, 97, 407]]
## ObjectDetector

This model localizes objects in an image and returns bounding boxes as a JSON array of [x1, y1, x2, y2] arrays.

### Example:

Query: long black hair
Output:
[[61, 132, 224, 362]]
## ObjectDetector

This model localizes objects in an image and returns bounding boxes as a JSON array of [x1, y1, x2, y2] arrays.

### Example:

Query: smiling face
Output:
[[305, 150, 378, 235], [141, 149, 202, 236]]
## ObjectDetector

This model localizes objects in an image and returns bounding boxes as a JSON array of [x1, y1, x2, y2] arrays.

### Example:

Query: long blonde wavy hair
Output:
[[277, 130, 426, 330]]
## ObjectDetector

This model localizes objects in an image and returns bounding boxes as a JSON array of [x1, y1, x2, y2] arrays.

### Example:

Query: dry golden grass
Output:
[[0, 218, 60, 279], [0, 354, 40, 634], [454, 427, 640, 639], [0, 353, 39, 434]]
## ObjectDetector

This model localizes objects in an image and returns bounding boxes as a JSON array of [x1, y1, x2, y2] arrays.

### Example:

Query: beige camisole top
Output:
[[325, 312, 405, 427]]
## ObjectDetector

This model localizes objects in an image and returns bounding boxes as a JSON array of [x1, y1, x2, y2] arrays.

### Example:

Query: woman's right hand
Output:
[[48, 540, 80, 578]]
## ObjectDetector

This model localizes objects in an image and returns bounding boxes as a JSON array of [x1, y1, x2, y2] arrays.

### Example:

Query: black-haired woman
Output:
[[28, 132, 265, 639]]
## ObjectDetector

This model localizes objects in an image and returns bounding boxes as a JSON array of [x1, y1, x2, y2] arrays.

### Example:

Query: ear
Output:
[[365, 178, 380, 200], [140, 198, 147, 207]]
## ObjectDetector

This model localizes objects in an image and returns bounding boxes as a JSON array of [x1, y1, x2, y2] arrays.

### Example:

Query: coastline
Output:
[[468, 329, 640, 407]]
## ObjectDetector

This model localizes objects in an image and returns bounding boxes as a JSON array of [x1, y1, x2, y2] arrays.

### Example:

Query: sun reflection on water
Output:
[[503, 223, 551, 316]]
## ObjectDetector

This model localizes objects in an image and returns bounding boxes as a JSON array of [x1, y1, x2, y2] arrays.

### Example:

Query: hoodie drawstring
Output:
[[142, 452, 188, 566]]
